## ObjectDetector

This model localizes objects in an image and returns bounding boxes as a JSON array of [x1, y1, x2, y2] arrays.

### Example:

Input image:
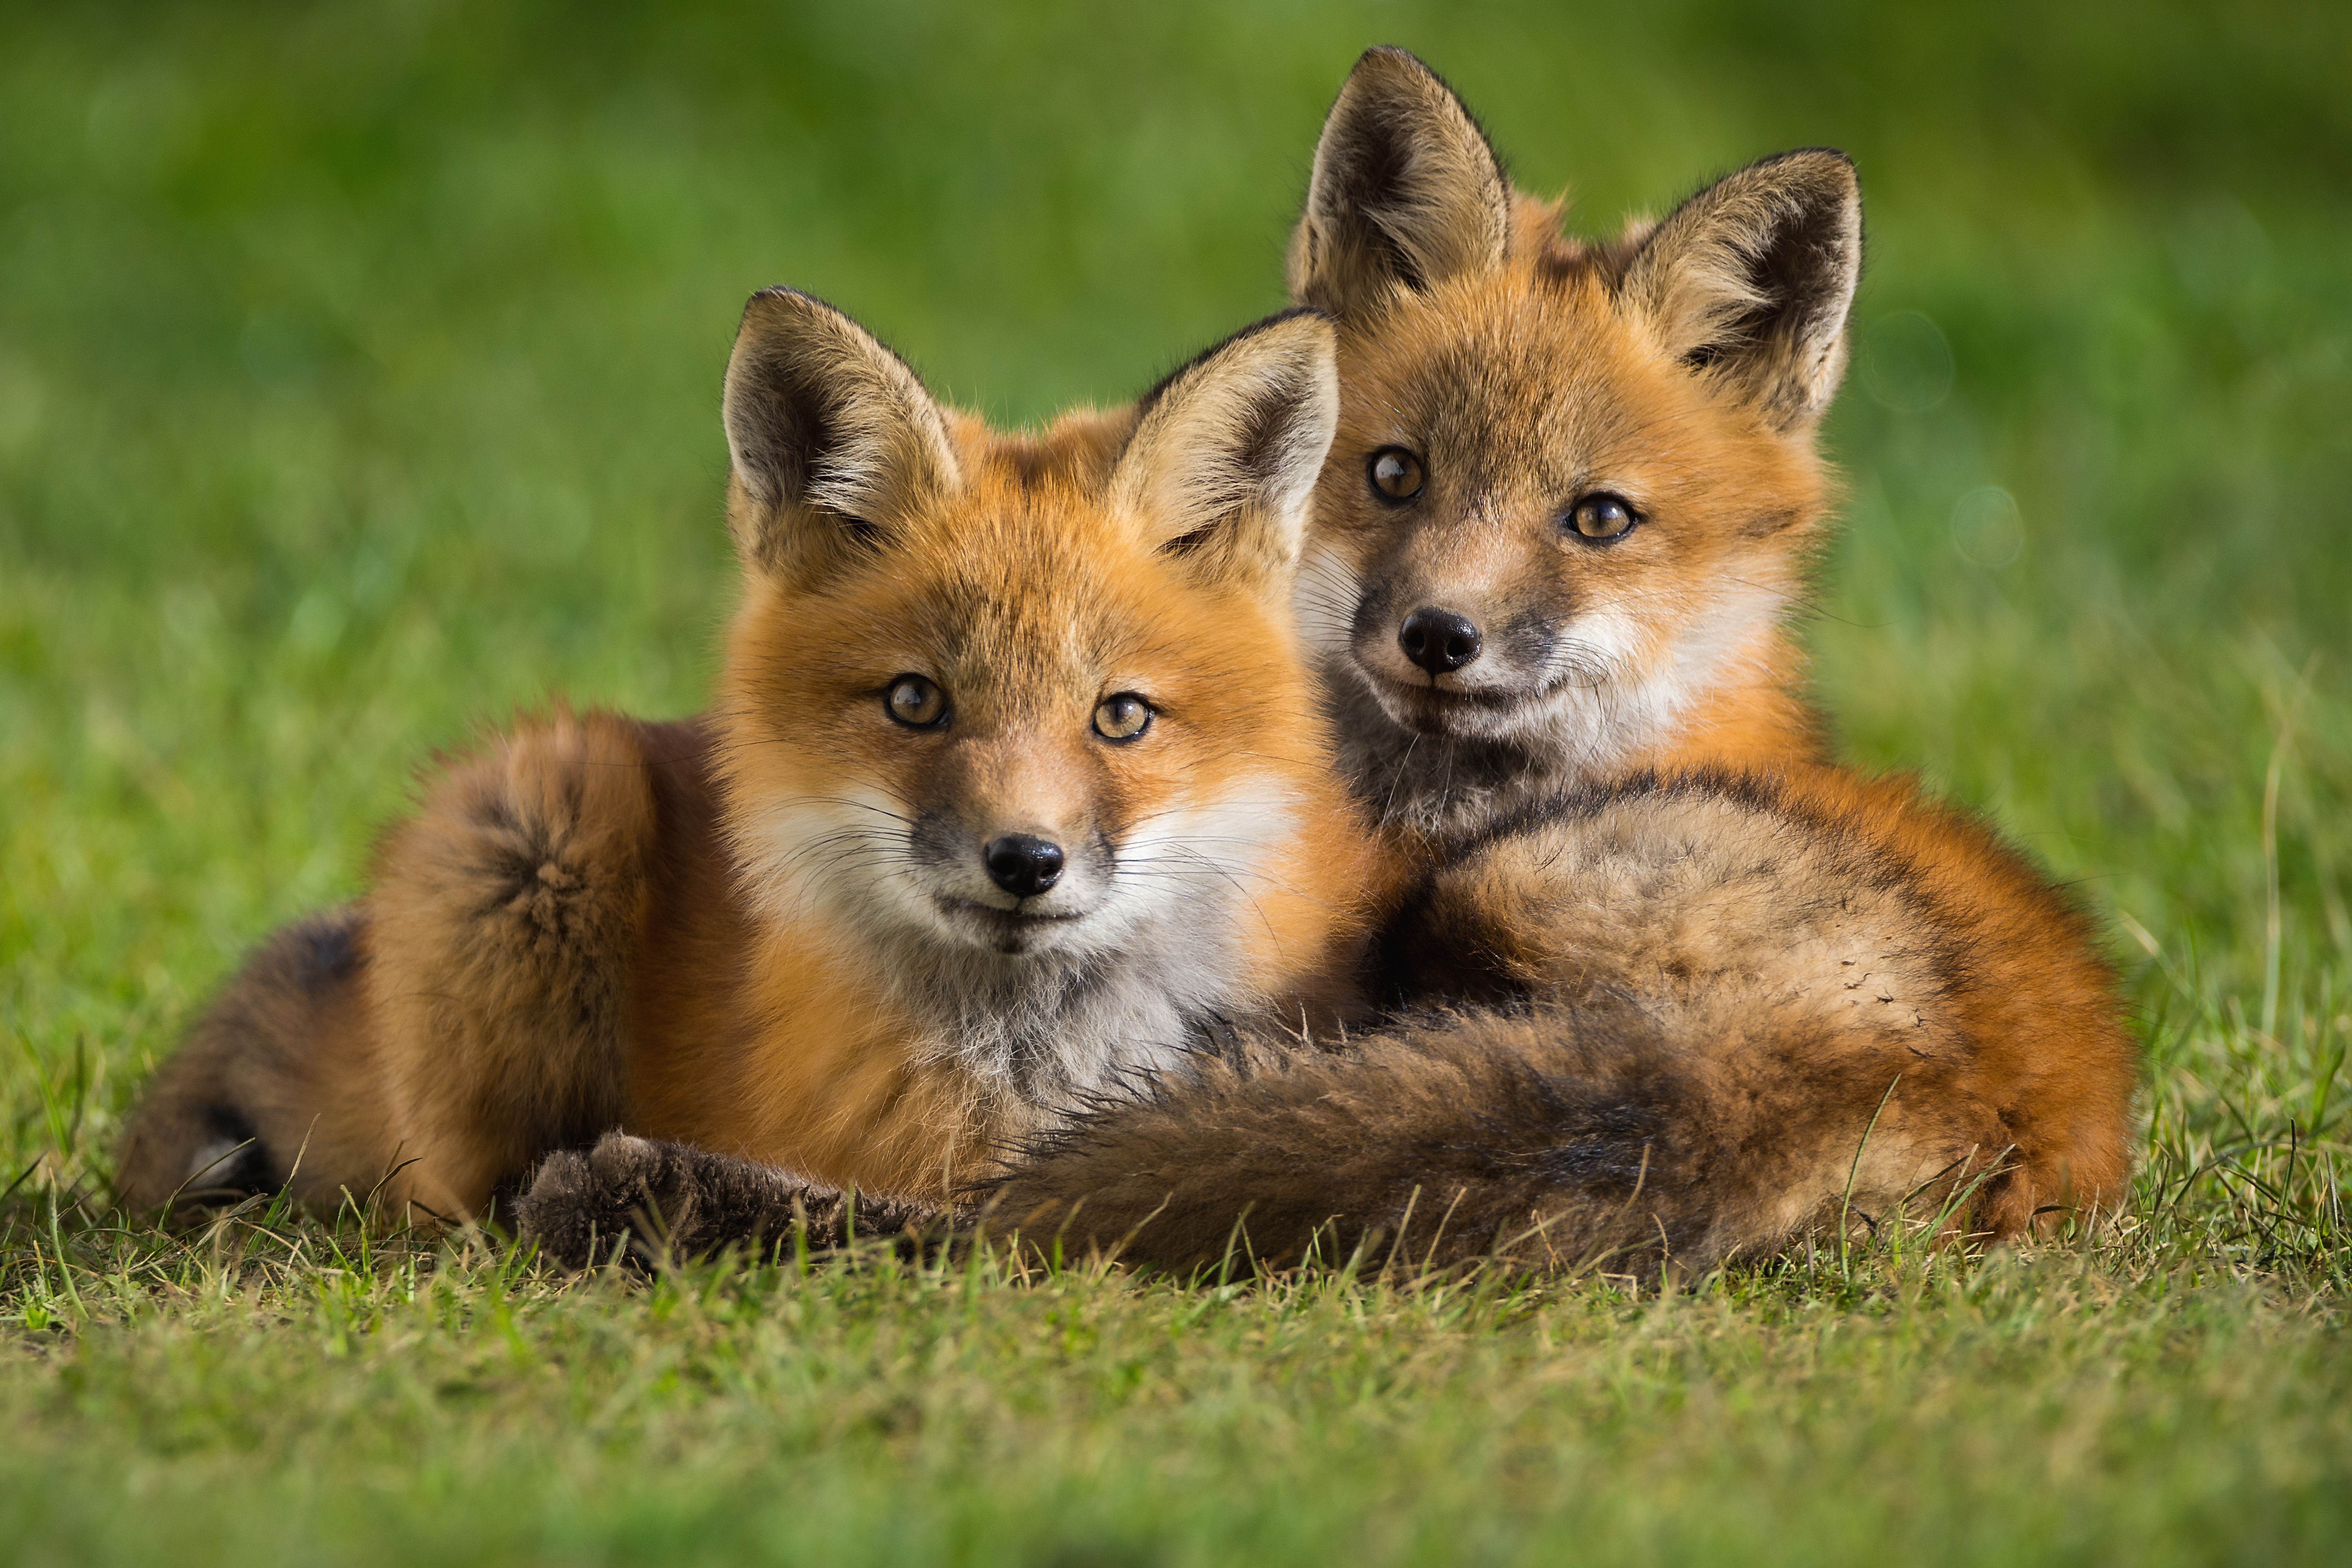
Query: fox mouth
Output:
[[936, 897, 1089, 954], [1361, 670, 1541, 733]]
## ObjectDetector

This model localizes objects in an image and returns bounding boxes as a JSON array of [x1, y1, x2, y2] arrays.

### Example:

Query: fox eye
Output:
[[1368, 448, 1425, 502], [1093, 693, 1153, 743], [1568, 493, 1639, 543], [886, 675, 948, 728]]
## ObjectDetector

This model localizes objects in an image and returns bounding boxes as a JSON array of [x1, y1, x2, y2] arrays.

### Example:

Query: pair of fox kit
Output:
[[120, 49, 2138, 1277]]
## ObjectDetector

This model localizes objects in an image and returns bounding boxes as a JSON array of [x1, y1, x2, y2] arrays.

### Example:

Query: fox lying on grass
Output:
[[118, 298, 1388, 1221]]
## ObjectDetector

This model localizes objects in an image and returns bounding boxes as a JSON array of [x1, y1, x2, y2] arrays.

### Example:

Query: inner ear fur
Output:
[[1110, 310, 1339, 597], [720, 287, 962, 575], [1287, 46, 1512, 318], [1621, 149, 1863, 430]]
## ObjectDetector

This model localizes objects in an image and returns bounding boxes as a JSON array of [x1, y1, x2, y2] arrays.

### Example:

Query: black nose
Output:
[[1398, 606, 1483, 675], [984, 834, 1065, 898]]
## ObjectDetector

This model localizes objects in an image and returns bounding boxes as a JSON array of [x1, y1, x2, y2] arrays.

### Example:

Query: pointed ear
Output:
[[1620, 150, 1863, 430], [1109, 310, 1338, 599], [1287, 46, 1512, 318], [720, 287, 962, 576]]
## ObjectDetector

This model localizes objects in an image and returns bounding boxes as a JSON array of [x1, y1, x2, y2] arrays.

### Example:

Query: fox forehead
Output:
[[743, 479, 1291, 722], [1332, 257, 1820, 532]]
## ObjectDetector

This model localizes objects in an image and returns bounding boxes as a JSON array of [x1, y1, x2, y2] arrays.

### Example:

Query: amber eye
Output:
[[1093, 693, 1153, 743], [1568, 493, 1639, 542], [1367, 447, 1425, 502], [886, 675, 948, 728]]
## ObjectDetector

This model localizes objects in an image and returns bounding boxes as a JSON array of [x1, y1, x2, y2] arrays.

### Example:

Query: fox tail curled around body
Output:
[[985, 1000, 2000, 1281]]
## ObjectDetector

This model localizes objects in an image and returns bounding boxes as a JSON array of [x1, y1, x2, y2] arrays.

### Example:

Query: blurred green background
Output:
[[4, 0, 2348, 1141], [5, 5, 2350, 1562]]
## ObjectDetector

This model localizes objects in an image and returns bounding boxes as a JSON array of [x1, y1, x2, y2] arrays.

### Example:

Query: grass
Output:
[[4, 1, 2349, 1561]]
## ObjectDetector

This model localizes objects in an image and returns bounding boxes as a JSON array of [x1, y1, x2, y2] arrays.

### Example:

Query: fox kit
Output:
[[116, 298, 1385, 1220], [1237, 49, 2134, 1243], [1289, 47, 1853, 837]]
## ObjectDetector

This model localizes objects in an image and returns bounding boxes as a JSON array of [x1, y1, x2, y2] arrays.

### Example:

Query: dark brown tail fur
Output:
[[114, 907, 385, 1214], [983, 1000, 1992, 1279]]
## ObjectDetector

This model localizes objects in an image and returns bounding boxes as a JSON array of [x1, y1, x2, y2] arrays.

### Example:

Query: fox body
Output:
[[1234, 50, 2135, 1239], [118, 299, 1384, 1220]]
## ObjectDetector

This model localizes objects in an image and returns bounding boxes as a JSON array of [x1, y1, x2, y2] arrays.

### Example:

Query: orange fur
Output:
[[1775, 764, 2141, 1225], [118, 301, 1388, 1220]]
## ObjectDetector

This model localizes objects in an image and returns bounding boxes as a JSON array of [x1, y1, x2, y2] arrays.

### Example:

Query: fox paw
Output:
[[514, 1133, 792, 1269], [515, 1132, 964, 1271]]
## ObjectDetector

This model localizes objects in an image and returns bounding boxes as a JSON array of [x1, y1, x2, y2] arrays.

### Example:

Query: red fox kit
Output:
[[116, 298, 1385, 1220], [1040, 52, 2145, 1260]]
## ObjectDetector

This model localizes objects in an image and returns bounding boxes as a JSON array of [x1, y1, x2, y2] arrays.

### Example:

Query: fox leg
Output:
[[361, 708, 660, 1220], [515, 1133, 956, 1270]]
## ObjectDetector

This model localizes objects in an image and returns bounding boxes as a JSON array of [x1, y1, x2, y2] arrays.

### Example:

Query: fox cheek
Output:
[[1492, 605, 1564, 678]]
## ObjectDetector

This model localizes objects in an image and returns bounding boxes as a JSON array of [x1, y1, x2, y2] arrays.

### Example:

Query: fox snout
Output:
[[1348, 578, 1557, 696], [906, 809, 1102, 955], [891, 740, 1117, 955], [983, 833, 1065, 898], [1397, 606, 1483, 675], [916, 808, 1094, 904]]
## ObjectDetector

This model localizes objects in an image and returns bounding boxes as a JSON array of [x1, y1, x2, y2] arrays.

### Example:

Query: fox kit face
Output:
[[1305, 268, 1827, 754], [1289, 49, 1860, 822], [728, 479, 1319, 964], [710, 290, 1349, 1101]]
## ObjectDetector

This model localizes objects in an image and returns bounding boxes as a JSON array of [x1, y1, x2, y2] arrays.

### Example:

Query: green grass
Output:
[[4, 2, 2348, 1562]]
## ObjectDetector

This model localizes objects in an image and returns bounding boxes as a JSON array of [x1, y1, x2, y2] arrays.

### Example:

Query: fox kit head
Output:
[[1289, 47, 1860, 827], [711, 290, 1358, 1102]]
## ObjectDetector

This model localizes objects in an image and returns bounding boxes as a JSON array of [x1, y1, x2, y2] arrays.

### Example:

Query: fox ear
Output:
[[1109, 310, 1339, 598], [1287, 47, 1512, 318], [720, 287, 962, 576], [1620, 150, 1862, 430]]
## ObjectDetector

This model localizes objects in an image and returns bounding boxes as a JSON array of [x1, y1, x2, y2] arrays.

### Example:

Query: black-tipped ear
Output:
[[1110, 310, 1339, 599], [720, 288, 962, 575], [1620, 150, 1863, 430], [1287, 47, 1512, 318]]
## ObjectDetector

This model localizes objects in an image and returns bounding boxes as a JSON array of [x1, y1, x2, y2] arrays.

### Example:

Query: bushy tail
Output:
[[984, 996, 2018, 1279], [114, 907, 379, 1215]]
